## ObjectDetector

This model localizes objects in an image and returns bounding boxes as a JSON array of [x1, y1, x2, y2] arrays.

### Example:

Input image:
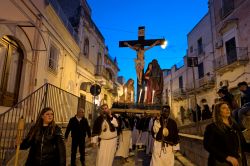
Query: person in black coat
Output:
[[217, 87, 238, 111], [20, 107, 66, 166], [65, 108, 91, 166], [201, 99, 212, 120], [203, 101, 250, 166], [192, 104, 202, 122], [233, 81, 250, 131]]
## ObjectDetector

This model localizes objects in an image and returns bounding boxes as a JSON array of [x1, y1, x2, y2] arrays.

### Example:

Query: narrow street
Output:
[[65, 139, 183, 166]]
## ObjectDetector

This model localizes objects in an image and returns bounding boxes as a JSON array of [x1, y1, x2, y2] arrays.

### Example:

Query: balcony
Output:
[[105, 79, 114, 89], [95, 65, 114, 90], [186, 80, 199, 95], [185, 75, 215, 94], [95, 65, 112, 80], [197, 74, 215, 90], [214, 47, 249, 74], [172, 88, 186, 101], [108, 84, 118, 96]]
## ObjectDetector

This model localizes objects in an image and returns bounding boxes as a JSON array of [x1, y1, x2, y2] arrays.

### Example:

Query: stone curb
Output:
[[175, 152, 196, 166]]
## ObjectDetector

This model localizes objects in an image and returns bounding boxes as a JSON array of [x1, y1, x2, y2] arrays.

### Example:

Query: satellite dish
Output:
[[90, 84, 101, 96]]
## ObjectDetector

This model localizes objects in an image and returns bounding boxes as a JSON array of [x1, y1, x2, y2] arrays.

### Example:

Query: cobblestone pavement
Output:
[[66, 139, 183, 166]]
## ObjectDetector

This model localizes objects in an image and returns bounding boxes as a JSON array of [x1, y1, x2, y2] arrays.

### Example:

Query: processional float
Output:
[[112, 26, 166, 114]]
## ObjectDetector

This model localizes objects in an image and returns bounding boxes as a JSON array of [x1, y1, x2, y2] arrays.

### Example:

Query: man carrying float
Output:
[[150, 105, 180, 166]]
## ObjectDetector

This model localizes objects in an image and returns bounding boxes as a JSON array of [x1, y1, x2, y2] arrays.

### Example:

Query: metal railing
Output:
[[185, 74, 215, 93], [0, 83, 82, 165], [198, 74, 215, 87], [172, 88, 186, 99], [95, 65, 114, 83], [186, 79, 199, 92], [214, 47, 249, 70]]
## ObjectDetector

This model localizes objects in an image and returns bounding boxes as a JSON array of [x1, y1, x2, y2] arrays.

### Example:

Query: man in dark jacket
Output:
[[217, 87, 238, 110], [65, 108, 91, 166], [233, 81, 250, 131]]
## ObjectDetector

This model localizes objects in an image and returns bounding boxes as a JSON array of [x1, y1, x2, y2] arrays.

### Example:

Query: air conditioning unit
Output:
[[219, 80, 229, 87], [215, 39, 223, 49]]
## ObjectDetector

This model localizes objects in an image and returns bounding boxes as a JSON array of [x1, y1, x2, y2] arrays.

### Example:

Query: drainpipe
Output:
[[59, 50, 66, 90]]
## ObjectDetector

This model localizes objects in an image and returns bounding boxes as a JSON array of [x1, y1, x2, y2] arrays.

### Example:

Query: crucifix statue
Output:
[[119, 26, 164, 85], [119, 26, 164, 103]]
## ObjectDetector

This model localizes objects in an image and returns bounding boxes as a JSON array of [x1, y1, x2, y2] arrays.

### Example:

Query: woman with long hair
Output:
[[20, 107, 66, 166], [203, 101, 250, 166]]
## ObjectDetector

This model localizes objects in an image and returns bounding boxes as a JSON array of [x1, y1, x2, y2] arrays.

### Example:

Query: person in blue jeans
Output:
[[233, 81, 250, 132]]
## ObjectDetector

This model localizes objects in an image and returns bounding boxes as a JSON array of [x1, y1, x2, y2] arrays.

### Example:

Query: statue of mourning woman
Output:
[[120, 79, 135, 103], [150, 59, 163, 104]]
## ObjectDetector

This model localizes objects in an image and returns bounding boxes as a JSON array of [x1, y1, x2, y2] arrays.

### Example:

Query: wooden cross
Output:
[[119, 26, 164, 48], [119, 26, 164, 103]]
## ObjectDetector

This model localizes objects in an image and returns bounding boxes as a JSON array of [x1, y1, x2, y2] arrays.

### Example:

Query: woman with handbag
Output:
[[20, 107, 66, 166], [203, 101, 250, 166]]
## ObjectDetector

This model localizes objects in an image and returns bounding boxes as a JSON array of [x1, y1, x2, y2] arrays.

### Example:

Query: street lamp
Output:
[[161, 40, 168, 49]]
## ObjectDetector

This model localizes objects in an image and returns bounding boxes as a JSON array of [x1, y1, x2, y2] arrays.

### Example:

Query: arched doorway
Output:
[[0, 36, 24, 107]]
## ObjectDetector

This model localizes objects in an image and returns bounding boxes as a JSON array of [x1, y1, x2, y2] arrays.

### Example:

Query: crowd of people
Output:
[[19, 104, 180, 166], [18, 82, 250, 166], [91, 104, 180, 166], [182, 81, 250, 131]]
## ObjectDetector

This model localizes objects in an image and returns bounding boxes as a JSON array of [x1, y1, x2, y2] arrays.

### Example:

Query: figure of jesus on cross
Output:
[[119, 26, 164, 86], [124, 40, 160, 85]]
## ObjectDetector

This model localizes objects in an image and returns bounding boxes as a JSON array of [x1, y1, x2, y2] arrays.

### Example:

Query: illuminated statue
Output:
[[120, 79, 134, 103]]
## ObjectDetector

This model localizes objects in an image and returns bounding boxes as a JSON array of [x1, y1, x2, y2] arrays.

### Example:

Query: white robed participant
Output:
[[92, 104, 119, 166], [132, 116, 140, 148], [136, 115, 149, 149], [116, 113, 132, 161], [150, 105, 180, 166], [146, 116, 154, 154]]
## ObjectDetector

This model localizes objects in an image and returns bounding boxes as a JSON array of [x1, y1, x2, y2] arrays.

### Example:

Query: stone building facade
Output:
[[0, 0, 121, 114], [163, 0, 250, 124]]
